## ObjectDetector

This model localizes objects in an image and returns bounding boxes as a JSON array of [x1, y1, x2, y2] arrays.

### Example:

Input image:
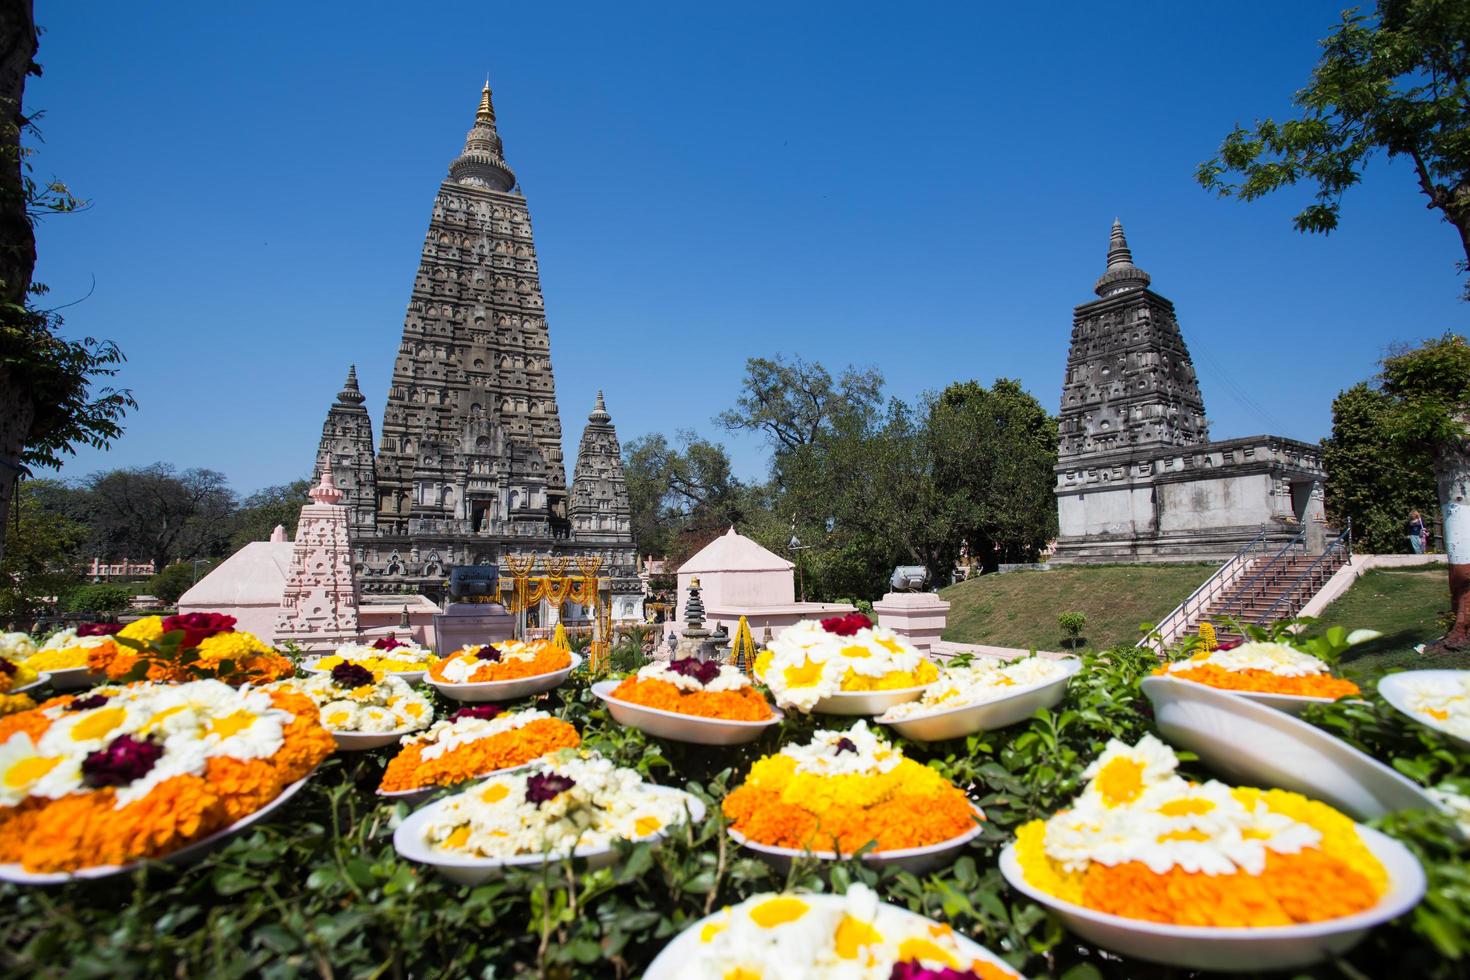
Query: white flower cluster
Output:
[[1166, 641, 1329, 678], [409, 708, 551, 760], [779, 721, 901, 777], [1040, 735, 1322, 877], [760, 620, 929, 712], [436, 640, 557, 682], [879, 656, 1073, 721], [0, 632, 38, 660], [1401, 673, 1470, 740], [688, 883, 1008, 979], [422, 751, 694, 860], [266, 673, 432, 734], [0, 680, 292, 809], [634, 660, 751, 692], [331, 640, 438, 665]]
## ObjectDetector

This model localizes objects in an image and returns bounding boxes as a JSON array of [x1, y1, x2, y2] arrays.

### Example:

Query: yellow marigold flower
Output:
[[119, 616, 165, 643], [0, 693, 36, 716], [195, 631, 273, 665], [1198, 621, 1218, 652]]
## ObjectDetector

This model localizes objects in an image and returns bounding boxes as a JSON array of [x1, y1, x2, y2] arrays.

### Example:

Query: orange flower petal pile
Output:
[[1160, 664, 1360, 698], [610, 676, 773, 721], [428, 642, 571, 684], [0, 689, 333, 873], [379, 716, 580, 792]]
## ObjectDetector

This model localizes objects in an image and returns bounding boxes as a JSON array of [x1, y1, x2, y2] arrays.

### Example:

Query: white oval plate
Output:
[[1000, 824, 1425, 971], [331, 726, 423, 752], [41, 665, 106, 691], [393, 784, 706, 884], [878, 658, 1082, 741], [1378, 669, 1470, 751], [302, 657, 430, 685], [644, 891, 1018, 979], [591, 679, 782, 745], [7, 672, 51, 696], [0, 772, 315, 884], [728, 807, 983, 875], [426, 653, 582, 703], [1160, 672, 1345, 716], [807, 685, 926, 716], [1140, 675, 1438, 821]]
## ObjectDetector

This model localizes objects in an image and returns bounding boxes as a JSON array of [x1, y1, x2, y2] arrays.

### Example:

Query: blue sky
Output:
[[26, 1, 1468, 495]]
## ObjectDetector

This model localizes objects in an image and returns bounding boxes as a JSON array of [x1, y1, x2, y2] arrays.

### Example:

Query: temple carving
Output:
[[311, 81, 638, 606]]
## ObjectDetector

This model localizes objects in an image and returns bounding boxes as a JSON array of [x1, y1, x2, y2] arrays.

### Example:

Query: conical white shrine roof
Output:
[[179, 541, 293, 606], [678, 527, 793, 574]]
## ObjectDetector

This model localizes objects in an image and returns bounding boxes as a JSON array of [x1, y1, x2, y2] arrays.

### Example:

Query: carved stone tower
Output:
[[312, 366, 378, 541], [569, 392, 632, 542], [276, 466, 360, 648], [1057, 220, 1209, 462]]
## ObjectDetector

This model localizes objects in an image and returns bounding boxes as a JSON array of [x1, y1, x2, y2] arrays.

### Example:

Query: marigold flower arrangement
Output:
[[1, 632, 38, 661], [722, 721, 978, 854], [313, 635, 440, 675], [86, 614, 295, 686], [27, 624, 117, 672], [379, 706, 580, 793], [0, 679, 334, 873], [428, 639, 571, 684], [684, 883, 1017, 980], [879, 655, 1073, 722], [1012, 735, 1390, 927], [266, 663, 434, 734], [0, 651, 40, 695], [610, 657, 774, 721], [752, 616, 939, 712], [1395, 672, 1470, 740], [1156, 641, 1359, 699], [419, 750, 695, 860]]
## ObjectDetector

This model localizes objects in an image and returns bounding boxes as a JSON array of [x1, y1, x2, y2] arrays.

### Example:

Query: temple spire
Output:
[[449, 78, 516, 192], [477, 78, 496, 125], [1094, 218, 1151, 297], [337, 364, 365, 406], [589, 389, 610, 424]]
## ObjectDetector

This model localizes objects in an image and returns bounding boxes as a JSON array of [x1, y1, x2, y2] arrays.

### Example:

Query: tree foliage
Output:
[[61, 581, 131, 616], [1322, 381, 1440, 552], [0, 478, 85, 623], [85, 464, 237, 572], [228, 478, 309, 552], [622, 433, 748, 561], [1198, 1, 1470, 295]]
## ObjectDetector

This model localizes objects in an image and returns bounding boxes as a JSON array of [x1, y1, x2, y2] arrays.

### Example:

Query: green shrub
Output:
[[61, 583, 132, 616], [148, 563, 202, 605], [1058, 610, 1087, 646]]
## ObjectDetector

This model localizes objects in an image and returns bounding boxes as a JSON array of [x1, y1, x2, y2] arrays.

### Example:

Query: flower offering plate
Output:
[[878, 657, 1082, 741], [42, 665, 104, 691], [590, 680, 782, 745], [1140, 675, 1438, 820], [9, 672, 50, 695], [0, 773, 314, 885], [302, 657, 427, 685], [811, 686, 925, 716], [643, 891, 1018, 979], [393, 784, 705, 884], [331, 727, 418, 752], [1162, 674, 1339, 716], [727, 809, 983, 875], [427, 653, 581, 703], [375, 761, 537, 803], [1377, 669, 1470, 751], [1000, 825, 1425, 971]]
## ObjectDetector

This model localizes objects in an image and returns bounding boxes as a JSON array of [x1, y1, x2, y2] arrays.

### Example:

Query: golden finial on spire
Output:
[[477, 77, 495, 124]]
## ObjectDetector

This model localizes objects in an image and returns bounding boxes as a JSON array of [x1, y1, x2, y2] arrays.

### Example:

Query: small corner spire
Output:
[[589, 389, 611, 424], [337, 364, 366, 406]]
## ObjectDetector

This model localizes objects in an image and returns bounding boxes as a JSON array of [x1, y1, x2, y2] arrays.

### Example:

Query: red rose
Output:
[[77, 623, 124, 637], [371, 636, 406, 651], [1217, 638, 1243, 651], [820, 613, 872, 637], [161, 612, 237, 649]]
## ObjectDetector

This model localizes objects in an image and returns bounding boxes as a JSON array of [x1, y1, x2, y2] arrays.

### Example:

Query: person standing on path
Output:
[[1408, 510, 1428, 554]]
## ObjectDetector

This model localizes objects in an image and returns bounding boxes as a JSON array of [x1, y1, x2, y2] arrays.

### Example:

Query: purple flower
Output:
[[888, 963, 988, 980], [81, 734, 165, 788], [475, 645, 503, 662], [835, 737, 858, 755], [451, 704, 504, 722], [331, 662, 375, 688], [0, 659, 14, 678], [525, 771, 576, 806], [667, 657, 720, 686], [64, 693, 110, 712]]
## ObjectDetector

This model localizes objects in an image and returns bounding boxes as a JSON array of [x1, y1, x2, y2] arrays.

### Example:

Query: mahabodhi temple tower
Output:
[[311, 81, 638, 613]]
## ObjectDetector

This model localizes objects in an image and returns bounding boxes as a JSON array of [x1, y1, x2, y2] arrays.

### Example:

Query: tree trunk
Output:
[[0, 378, 32, 567], [1429, 431, 1470, 653]]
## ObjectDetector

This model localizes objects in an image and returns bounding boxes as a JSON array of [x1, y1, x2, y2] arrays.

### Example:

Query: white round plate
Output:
[[644, 891, 1017, 979], [728, 807, 983, 875], [1140, 675, 1438, 821], [1000, 825, 1425, 971], [878, 657, 1082, 741], [393, 784, 705, 884], [808, 686, 926, 716], [1161, 673, 1344, 716], [591, 679, 782, 745], [7, 672, 51, 696], [0, 772, 315, 884], [426, 653, 582, 703], [1378, 669, 1470, 751], [41, 665, 105, 691], [302, 657, 430, 685], [331, 726, 422, 752]]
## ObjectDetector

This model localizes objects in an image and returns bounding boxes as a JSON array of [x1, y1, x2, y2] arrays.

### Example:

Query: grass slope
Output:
[[1306, 565, 1470, 683], [939, 563, 1215, 651]]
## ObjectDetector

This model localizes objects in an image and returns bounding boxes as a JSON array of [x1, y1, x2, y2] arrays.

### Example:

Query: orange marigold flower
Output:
[[379, 716, 580, 792], [1158, 664, 1359, 698], [429, 642, 571, 683], [611, 677, 774, 721]]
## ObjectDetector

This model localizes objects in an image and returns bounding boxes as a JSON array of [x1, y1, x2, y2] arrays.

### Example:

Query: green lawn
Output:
[[939, 563, 1215, 651], [1306, 564, 1470, 682]]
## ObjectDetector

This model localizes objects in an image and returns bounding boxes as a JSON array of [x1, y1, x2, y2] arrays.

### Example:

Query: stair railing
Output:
[[1252, 519, 1353, 627], [1207, 526, 1309, 624], [1138, 526, 1271, 652]]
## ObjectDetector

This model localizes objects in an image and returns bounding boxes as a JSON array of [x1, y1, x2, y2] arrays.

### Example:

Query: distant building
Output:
[[1052, 222, 1327, 562], [88, 558, 155, 580]]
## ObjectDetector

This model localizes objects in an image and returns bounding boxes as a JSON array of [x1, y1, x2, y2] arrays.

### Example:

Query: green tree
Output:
[[62, 582, 131, 616], [1379, 334, 1470, 651], [621, 433, 748, 560], [1323, 382, 1441, 552], [1198, 2, 1470, 296], [147, 561, 214, 605], [85, 463, 236, 570], [0, 478, 85, 623], [0, 0, 134, 564], [228, 478, 309, 551]]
